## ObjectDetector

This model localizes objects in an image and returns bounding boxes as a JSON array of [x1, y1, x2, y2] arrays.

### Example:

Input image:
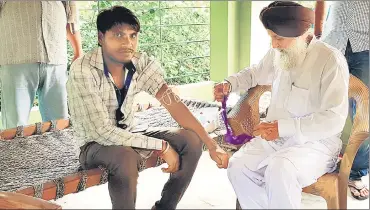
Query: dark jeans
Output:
[[79, 128, 203, 209], [345, 41, 369, 180]]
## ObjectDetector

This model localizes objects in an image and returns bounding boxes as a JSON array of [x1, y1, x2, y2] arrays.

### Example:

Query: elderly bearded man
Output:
[[214, 1, 349, 209]]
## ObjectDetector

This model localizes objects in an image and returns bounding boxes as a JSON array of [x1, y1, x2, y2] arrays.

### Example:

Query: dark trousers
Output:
[[344, 40, 369, 180], [79, 128, 203, 209]]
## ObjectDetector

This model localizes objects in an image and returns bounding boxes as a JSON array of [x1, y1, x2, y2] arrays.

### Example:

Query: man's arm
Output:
[[137, 55, 218, 149], [155, 84, 218, 149], [138, 54, 228, 167], [278, 53, 349, 143], [66, 60, 163, 151], [314, 0, 326, 39], [65, 1, 83, 61], [224, 49, 275, 92], [67, 24, 83, 61]]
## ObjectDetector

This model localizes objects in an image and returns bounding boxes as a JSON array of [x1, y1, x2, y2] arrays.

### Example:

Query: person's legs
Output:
[[264, 157, 304, 209], [227, 138, 276, 209], [345, 42, 369, 199], [38, 63, 69, 122], [79, 142, 142, 209], [228, 151, 268, 209], [350, 138, 369, 180], [228, 139, 339, 209], [266, 140, 340, 208], [0, 63, 39, 129], [348, 137, 369, 200], [141, 127, 203, 210]]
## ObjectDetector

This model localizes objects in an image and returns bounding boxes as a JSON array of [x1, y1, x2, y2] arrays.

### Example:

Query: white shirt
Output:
[[225, 38, 349, 155]]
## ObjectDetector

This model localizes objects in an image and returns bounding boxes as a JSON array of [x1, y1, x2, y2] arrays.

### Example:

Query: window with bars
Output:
[[68, 1, 211, 85]]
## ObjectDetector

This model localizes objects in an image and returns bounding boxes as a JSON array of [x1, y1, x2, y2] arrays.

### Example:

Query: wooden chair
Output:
[[0, 191, 61, 209], [229, 74, 369, 209]]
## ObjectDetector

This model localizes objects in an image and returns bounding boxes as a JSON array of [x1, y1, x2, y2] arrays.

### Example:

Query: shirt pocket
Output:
[[285, 85, 310, 117]]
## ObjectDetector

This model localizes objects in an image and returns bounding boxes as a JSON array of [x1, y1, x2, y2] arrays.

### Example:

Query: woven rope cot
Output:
[[0, 99, 238, 201]]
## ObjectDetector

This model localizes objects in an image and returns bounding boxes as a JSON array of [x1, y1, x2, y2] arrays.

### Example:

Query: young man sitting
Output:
[[66, 6, 229, 210]]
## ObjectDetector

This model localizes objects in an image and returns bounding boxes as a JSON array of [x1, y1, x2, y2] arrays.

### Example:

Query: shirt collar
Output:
[[89, 47, 104, 71], [89, 47, 141, 74]]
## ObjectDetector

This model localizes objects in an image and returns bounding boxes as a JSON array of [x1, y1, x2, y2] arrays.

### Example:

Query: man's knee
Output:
[[181, 129, 203, 160], [227, 156, 246, 183], [265, 157, 298, 183], [106, 147, 140, 182]]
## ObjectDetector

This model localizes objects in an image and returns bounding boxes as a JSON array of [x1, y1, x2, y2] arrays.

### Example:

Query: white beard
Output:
[[273, 38, 308, 71]]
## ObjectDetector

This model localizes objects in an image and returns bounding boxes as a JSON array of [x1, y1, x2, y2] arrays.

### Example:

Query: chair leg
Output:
[[236, 199, 242, 210], [326, 196, 339, 210]]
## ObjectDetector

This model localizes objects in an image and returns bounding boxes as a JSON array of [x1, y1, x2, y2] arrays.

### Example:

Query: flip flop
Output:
[[348, 180, 369, 200]]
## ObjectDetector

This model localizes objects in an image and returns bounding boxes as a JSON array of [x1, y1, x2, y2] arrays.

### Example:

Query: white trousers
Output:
[[227, 138, 340, 209]]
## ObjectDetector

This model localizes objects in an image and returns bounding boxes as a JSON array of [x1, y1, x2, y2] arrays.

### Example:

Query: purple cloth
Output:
[[221, 96, 254, 145]]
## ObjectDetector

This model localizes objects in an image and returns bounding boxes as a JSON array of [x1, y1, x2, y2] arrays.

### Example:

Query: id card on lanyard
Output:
[[104, 61, 136, 127]]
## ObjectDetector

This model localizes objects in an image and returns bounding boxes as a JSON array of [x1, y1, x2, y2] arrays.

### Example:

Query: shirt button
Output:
[[122, 124, 128, 129]]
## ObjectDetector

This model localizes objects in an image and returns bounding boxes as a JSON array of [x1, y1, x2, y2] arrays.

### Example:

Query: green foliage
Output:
[[67, 1, 210, 85]]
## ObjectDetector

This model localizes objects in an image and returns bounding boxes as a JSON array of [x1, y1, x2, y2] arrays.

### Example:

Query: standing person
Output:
[[67, 6, 229, 209], [315, 0, 369, 200], [0, 1, 83, 129]]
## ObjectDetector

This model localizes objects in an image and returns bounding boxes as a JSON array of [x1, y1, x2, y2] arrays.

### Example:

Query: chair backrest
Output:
[[228, 85, 271, 136], [348, 74, 369, 135]]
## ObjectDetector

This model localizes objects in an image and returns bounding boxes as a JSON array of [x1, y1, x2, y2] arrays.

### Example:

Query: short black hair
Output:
[[97, 6, 141, 34], [266, 1, 302, 8]]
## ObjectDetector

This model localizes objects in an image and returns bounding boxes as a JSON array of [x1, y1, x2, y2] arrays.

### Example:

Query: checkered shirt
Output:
[[321, 1, 369, 54], [66, 47, 166, 156]]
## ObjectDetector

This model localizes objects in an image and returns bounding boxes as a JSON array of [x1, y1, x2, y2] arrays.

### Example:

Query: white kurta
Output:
[[225, 38, 349, 209]]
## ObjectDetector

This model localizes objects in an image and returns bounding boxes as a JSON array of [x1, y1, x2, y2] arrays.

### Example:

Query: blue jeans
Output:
[[345, 41, 369, 180], [0, 63, 69, 129]]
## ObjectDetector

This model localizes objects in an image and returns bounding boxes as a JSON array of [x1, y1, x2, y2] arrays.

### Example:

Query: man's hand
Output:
[[159, 141, 180, 173], [72, 54, 83, 62], [209, 144, 229, 168], [214, 81, 231, 102], [253, 121, 279, 141]]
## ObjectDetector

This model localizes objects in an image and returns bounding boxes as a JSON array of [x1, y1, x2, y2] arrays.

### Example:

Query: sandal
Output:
[[348, 180, 369, 200]]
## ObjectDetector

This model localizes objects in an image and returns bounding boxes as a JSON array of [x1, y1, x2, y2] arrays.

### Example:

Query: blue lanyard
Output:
[[104, 61, 136, 106]]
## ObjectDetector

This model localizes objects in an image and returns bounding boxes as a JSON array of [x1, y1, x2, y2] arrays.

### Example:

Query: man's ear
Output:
[[98, 31, 104, 46]]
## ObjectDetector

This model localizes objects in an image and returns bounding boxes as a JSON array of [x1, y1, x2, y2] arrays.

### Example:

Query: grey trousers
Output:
[[79, 127, 203, 209]]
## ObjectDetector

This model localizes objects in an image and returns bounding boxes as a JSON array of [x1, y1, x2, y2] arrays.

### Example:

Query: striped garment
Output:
[[0, 1, 80, 65]]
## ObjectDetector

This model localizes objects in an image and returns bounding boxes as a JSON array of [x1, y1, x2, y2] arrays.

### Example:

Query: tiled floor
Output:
[[54, 151, 369, 209]]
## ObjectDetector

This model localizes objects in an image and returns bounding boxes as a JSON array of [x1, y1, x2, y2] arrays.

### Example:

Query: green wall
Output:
[[210, 1, 252, 82]]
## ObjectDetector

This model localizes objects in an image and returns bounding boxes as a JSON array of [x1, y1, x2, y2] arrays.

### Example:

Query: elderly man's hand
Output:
[[213, 81, 231, 102], [253, 121, 279, 141]]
